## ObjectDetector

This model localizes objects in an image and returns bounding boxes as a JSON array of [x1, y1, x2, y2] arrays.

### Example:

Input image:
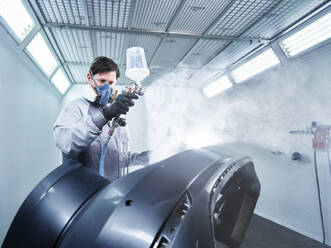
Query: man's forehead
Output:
[[96, 71, 117, 77]]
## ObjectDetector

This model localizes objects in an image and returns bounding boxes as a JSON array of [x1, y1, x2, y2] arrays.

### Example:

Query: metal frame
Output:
[[275, 3, 331, 60], [0, 21, 62, 98], [26, 0, 75, 89], [201, 2, 331, 94], [82, 0, 95, 60], [149, 0, 188, 66], [225, 0, 331, 76], [18, 24, 41, 50], [0, 0, 39, 44], [44, 23, 266, 42], [187, 0, 289, 81], [175, 0, 239, 67], [119, 0, 137, 67]]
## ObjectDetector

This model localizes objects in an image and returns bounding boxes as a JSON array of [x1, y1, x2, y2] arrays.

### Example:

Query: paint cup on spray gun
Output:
[[125, 47, 149, 95], [109, 47, 148, 103], [125, 47, 150, 83]]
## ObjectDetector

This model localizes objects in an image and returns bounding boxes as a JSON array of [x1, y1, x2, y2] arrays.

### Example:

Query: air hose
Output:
[[99, 118, 126, 177], [313, 149, 326, 244]]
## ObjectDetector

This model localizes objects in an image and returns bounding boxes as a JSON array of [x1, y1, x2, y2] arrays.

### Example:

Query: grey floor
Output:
[[242, 215, 330, 248]]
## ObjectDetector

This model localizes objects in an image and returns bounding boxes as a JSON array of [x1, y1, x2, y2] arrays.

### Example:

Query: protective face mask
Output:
[[96, 83, 112, 106], [91, 72, 112, 106]]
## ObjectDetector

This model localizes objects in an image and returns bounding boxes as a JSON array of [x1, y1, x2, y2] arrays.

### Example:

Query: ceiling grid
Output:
[[51, 28, 92, 62], [152, 37, 198, 68], [207, 0, 281, 36], [30, 0, 330, 86], [68, 63, 90, 82], [126, 34, 161, 63], [172, 0, 240, 73], [180, 40, 228, 67], [87, 0, 131, 28], [91, 31, 126, 65], [244, 0, 329, 39], [184, 0, 286, 80], [132, 0, 181, 30], [37, 0, 85, 24], [170, 0, 233, 33]]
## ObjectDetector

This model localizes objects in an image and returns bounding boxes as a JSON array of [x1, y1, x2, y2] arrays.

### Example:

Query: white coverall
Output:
[[53, 85, 146, 181]]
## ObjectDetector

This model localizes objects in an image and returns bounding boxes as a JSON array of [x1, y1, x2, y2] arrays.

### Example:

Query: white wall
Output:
[[0, 29, 62, 244]]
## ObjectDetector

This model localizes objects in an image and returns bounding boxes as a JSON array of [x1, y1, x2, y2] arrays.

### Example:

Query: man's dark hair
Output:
[[89, 56, 120, 78]]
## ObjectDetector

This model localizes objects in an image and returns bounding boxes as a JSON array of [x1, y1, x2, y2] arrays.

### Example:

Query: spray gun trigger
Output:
[[118, 118, 126, 127]]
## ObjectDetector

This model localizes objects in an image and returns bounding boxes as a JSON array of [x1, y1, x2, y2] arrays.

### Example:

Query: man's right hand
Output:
[[102, 92, 139, 120]]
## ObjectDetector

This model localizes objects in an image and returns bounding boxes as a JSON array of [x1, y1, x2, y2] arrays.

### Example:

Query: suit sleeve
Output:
[[53, 100, 107, 157]]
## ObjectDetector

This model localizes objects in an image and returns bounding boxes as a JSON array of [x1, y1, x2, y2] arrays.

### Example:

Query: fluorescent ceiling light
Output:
[[0, 0, 35, 41], [26, 33, 58, 76], [203, 75, 232, 98], [280, 12, 331, 57], [51, 68, 71, 94], [232, 48, 280, 83]]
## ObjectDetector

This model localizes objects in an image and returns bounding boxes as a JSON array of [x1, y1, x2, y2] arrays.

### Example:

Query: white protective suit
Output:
[[53, 84, 147, 181]]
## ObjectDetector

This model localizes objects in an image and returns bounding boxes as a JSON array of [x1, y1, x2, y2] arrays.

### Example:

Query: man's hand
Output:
[[102, 93, 138, 120]]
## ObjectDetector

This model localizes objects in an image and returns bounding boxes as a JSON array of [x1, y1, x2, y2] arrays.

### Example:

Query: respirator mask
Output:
[[90, 71, 113, 106]]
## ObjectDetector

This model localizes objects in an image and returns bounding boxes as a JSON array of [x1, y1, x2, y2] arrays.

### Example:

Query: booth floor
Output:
[[242, 215, 330, 248]]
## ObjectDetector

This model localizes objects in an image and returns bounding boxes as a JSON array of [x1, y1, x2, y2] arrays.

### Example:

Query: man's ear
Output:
[[87, 73, 92, 81]]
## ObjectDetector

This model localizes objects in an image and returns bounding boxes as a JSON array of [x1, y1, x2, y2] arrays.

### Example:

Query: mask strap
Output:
[[90, 71, 101, 96]]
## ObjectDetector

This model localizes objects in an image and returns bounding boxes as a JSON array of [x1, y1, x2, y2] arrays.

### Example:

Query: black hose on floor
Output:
[[313, 149, 326, 244], [327, 143, 331, 177]]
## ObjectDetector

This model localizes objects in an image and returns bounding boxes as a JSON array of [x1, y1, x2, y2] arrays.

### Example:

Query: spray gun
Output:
[[289, 121, 331, 150], [107, 46, 149, 132], [107, 47, 149, 130], [99, 47, 149, 177]]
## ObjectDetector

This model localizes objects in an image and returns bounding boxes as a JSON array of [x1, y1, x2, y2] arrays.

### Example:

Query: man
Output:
[[53, 56, 149, 181]]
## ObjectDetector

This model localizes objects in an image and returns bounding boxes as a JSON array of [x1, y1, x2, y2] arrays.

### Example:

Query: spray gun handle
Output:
[[122, 82, 145, 96], [109, 83, 144, 104]]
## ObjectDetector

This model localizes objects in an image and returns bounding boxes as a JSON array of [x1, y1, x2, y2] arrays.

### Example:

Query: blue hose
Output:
[[99, 135, 112, 177]]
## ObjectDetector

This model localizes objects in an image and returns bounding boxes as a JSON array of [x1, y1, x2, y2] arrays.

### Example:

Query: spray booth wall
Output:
[[210, 43, 331, 244], [0, 28, 62, 244]]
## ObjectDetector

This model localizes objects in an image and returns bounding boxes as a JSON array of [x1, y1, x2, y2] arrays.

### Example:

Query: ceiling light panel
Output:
[[36, 0, 85, 24], [207, 0, 279, 37], [232, 48, 280, 83], [180, 40, 228, 68], [203, 75, 232, 98], [68, 64, 90, 83], [169, 0, 232, 33], [0, 0, 35, 41], [51, 68, 71, 94], [244, 0, 327, 39], [51, 28, 92, 62], [280, 11, 331, 57], [151, 38, 197, 68], [26, 32, 58, 76], [132, 0, 181, 30], [93, 32, 126, 66], [87, 0, 131, 28]]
